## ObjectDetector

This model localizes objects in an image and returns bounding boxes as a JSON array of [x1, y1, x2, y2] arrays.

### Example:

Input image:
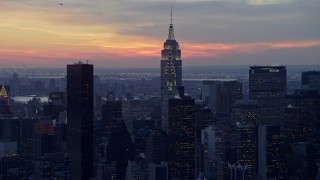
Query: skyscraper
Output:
[[202, 79, 242, 116], [249, 66, 286, 125], [301, 71, 320, 87], [161, 9, 182, 131], [231, 100, 259, 179], [67, 62, 94, 180], [168, 87, 195, 179], [258, 125, 280, 180]]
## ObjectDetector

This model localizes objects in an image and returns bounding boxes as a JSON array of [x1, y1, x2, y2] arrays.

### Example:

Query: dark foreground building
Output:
[[168, 87, 196, 179], [67, 62, 94, 180]]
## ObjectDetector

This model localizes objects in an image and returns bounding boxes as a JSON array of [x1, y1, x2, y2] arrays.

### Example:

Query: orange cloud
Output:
[[1, 6, 320, 67]]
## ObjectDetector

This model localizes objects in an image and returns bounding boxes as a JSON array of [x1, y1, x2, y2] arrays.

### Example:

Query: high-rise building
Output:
[[287, 142, 318, 179], [67, 62, 94, 180], [146, 129, 167, 164], [161, 9, 182, 131], [231, 100, 259, 179], [249, 66, 286, 125], [148, 162, 168, 180], [301, 71, 320, 87], [167, 87, 196, 179], [285, 88, 320, 163], [202, 80, 242, 116], [284, 106, 309, 144], [101, 96, 122, 138], [200, 125, 217, 179], [105, 121, 135, 179], [34, 121, 56, 158], [258, 125, 280, 180]]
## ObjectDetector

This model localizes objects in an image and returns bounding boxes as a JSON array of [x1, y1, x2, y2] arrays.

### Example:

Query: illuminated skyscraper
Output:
[[249, 66, 286, 125], [161, 8, 182, 131], [231, 100, 259, 179], [67, 62, 94, 180], [168, 87, 195, 179]]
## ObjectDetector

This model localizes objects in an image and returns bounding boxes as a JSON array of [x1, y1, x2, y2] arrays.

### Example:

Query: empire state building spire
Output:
[[168, 7, 175, 40], [160, 6, 182, 131]]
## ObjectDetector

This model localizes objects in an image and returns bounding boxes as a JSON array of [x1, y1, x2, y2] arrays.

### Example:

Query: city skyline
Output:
[[1, 0, 320, 68]]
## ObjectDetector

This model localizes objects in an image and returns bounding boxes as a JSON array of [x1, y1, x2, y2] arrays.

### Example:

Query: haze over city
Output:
[[1, 0, 320, 68]]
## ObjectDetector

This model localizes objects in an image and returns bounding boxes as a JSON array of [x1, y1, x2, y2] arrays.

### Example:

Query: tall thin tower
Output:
[[67, 62, 94, 180], [161, 7, 182, 131]]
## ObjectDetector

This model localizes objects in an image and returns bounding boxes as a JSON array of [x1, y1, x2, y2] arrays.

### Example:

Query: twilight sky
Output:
[[0, 0, 319, 68]]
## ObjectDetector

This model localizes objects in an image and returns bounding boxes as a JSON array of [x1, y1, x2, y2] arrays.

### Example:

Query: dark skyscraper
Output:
[[301, 71, 320, 87], [258, 125, 280, 180], [202, 80, 242, 116], [249, 66, 286, 125], [168, 87, 195, 179], [67, 62, 94, 180], [161, 10, 182, 131]]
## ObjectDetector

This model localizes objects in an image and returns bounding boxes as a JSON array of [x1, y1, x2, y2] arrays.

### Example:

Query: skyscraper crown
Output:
[[0, 84, 8, 97]]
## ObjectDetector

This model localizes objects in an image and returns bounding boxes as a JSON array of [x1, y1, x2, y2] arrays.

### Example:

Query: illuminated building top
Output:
[[0, 84, 8, 98], [160, 7, 183, 131]]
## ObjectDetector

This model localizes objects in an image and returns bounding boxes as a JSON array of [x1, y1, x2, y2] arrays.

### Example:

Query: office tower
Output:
[[43, 92, 67, 122], [122, 97, 156, 135], [67, 62, 94, 180], [168, 87, 196, 179], [285, 88, 320, 164], [0, 118, 36, 179], [34, 153, 71, 180], [287, 142, 318, 179], [284, 106, 309, 143], [126, 160, 142, 180], [146, 129, 167, 164], [258, 125, 280, 180], [0, 155, 33, 179], [202, 80, 242, 116], [148, 162, 168, 180], [101, 95, 122, 138], [200, 125, 217, 179], [105, 121, 135, 179], [301, 71, 320, 87], [35, 121, 56, 158], [231, 100, 259, 178], [195, 102, 215, 130], [146, 128, 167, 179], [249, 66, 286, 125], [161, 9, 182, 131]]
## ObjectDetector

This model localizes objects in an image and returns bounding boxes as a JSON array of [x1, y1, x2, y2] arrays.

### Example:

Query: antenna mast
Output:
[[170, 6, 173, 24]]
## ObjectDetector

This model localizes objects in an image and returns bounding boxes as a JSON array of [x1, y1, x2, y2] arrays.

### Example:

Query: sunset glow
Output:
[[0, 0, 319, 67]]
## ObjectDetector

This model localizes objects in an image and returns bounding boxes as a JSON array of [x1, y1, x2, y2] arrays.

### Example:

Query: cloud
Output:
[[247, 0, 291, 5], [0, 0, 319, 67]]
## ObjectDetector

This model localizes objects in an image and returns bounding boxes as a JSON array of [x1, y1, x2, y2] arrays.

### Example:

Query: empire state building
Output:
[[160, 10, 182, 131]]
